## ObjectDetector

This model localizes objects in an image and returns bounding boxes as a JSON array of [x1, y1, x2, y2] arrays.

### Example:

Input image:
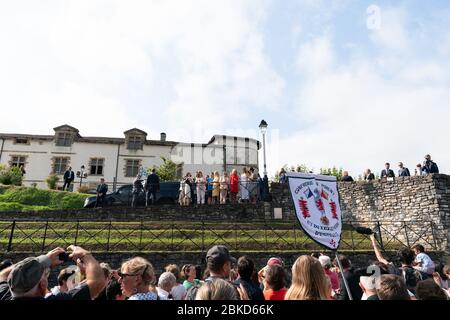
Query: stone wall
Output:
[[270, 174, 450, 253], [0, 203, 268, 221]]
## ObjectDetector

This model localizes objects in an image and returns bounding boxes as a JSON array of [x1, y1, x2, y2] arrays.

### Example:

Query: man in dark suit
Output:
[[380, 163, 395, 179], [398, 162, 411, 177], [95, 178, 108, 208], [62, 167, 75, 191], [422, 154, 439, 174], [146, 169, 160, 205]]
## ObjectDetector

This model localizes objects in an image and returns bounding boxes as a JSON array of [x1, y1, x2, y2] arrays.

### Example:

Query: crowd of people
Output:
[[178, 167, 263, 206], [1, 237, 448, 301], [278, 154, 440, 183]]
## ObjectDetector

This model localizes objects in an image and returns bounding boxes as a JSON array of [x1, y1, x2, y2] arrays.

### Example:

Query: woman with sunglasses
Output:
[[119, 257, 157, 300]]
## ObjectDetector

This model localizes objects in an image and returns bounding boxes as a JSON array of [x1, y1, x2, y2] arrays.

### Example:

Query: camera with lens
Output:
[[355, 227, 374, 235]]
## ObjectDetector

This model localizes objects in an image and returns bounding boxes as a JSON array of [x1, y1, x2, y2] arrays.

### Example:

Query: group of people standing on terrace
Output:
[[179, 167, 263, 206], [278, 154, 440, 183]]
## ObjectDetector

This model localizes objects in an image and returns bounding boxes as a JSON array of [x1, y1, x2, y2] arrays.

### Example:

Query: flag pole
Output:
[[334, 251, 353, 300]]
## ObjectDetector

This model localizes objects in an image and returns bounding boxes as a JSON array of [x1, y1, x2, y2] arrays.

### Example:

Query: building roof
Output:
[[0, 130, 260, 148]]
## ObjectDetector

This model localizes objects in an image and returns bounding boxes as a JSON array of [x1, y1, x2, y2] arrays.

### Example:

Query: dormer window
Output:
[[124, 128, 147, 151], [127, 135, 143, 150], [53, 125, 80, 147], [56, 132, 72, 146], [14, 138, 29, 144]]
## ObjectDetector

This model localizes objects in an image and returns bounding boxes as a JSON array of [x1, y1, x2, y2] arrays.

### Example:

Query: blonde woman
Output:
[[285, 255, 330, 300], [119, 257, 157, 300], [219, 172, 229, 204], [212, 171, 220, 204], [240, 167, 249, 202], [195, 171, 206, 205]]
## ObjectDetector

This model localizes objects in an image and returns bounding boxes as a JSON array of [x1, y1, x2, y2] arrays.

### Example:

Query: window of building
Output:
[[56, 132, 72, 147], [125, 159, 140, 177], [90, 158, 104, 175], [53, 157, 69, 174], [10, 155, 26, 168], [14, 138, 29, 144], [127, 136, 143, 150]]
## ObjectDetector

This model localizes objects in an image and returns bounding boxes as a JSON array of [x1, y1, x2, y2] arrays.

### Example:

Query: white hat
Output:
[[318, 255, 331, 268]]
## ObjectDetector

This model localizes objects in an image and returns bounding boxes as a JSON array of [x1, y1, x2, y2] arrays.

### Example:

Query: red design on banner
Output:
[[316, 198, 324, 212], [330, 200, 338, 220], [320, 190, 328, 200], [299, 198, 310, 218]]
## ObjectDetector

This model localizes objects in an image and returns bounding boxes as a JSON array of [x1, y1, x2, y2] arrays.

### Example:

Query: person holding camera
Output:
[[0, 245, 105, 300], [422, 154, 439, 175]]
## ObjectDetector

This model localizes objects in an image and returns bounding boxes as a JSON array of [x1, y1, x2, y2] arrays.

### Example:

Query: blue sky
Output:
[[0, 0, 449, 177]]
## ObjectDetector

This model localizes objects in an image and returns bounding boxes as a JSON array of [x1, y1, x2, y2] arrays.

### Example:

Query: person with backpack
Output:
[[370, 234, 428, 295], [185, 245, 238, 300]]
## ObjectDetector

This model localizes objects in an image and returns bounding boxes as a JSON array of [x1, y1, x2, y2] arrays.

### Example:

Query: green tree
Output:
[[148, 157, 183, 182], [319, 166, 343, 180], [0, 165, 23, 186], [271, 164, 313, 182]]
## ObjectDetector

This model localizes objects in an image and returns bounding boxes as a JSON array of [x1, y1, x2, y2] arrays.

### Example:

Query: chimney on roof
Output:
[[160, 132, 166, 142]]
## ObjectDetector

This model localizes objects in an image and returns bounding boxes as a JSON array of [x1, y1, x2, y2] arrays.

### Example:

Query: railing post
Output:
[[74, 220, 79, 246], [293, 224, 297, 250], [350, 227, 355, 252], [377, 221, 385, 251], [106, 221, 112, 252], [430, 221, 438, 251], [139, 219, 143, 251], [7, 220, 16, 252], [41, 221, 49, 253], [171, 224, 174, 251], [403, 221, 410, 247], [201, 221, 205, 252]]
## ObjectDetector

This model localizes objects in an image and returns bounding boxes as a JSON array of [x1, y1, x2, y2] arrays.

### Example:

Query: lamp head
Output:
[[259, 120, 268, 134]]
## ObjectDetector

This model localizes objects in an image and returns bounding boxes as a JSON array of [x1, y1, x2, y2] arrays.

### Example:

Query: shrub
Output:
[[0, 187, 51, 206], [0, 165, 23, 186], [77, 185, 90, 194], [46, 174, 60, 190]]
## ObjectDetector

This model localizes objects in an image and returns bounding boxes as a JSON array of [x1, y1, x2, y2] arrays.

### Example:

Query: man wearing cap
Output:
[[3, 245, 105, 300], [205, 245, 236, 281], [185, 245, 238, 300]]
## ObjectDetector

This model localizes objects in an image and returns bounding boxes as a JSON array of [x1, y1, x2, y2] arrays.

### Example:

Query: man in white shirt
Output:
[[412, 244, 435, 275], [156, 272, 176, 300]]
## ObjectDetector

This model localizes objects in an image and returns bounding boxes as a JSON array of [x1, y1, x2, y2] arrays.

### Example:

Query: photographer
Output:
[[2, 245, 105, 300], [422, 154, 439, 175]]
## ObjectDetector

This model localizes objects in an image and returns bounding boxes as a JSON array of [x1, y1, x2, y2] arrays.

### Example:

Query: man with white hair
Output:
[[318, 255, 340, 292], [359, 275, 379, 300], [157, 272, 177, 300]]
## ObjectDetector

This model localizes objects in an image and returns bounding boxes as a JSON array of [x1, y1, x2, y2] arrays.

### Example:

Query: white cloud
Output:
[[0, 0, 283, 143], [271, 8, 450, 178]]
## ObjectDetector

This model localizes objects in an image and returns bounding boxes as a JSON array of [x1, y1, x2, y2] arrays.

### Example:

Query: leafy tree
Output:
[[148, 157, 183, 182], [271, 164, 313, 182], [0, 165, 23, 186], [319, 166, 343, 180]]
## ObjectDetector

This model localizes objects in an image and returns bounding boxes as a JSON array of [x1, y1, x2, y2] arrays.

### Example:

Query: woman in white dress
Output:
[[240, 167, 249, 202]]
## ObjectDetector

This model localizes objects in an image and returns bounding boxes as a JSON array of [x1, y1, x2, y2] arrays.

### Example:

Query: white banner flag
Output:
[[287, 172, 342, 250]]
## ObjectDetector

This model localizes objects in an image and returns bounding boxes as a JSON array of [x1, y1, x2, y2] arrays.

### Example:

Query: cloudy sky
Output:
[[1, 0, 449, 178]]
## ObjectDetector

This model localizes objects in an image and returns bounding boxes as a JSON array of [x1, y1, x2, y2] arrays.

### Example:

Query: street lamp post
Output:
[[77, 165, 88, 188], [259, 120, 270, 201]]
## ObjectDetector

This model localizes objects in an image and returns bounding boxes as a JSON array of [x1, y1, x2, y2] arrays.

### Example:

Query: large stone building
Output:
[[0, 125, 260, 190]]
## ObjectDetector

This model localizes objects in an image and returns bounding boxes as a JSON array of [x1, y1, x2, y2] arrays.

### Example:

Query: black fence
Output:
[[0, 219, 442, 254]]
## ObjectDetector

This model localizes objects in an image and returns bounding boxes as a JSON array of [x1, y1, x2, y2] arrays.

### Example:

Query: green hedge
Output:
[[0, 185, 90, 212]]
